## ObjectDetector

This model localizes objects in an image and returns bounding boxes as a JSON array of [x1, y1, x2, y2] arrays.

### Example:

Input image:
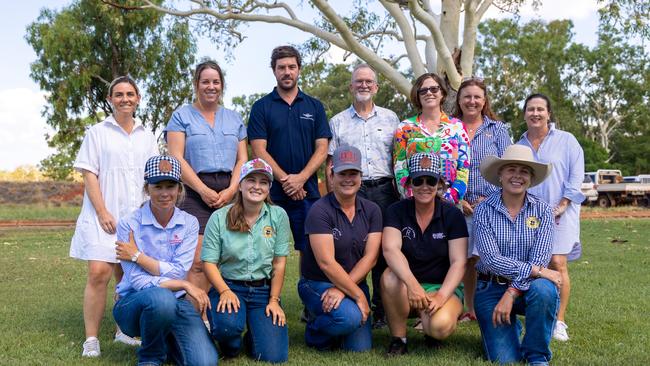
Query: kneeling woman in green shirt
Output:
[[201, 158, 292, 363]]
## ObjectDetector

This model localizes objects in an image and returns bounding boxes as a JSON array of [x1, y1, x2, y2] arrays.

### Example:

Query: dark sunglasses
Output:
[[417, 86, 441, 96], [411, 176, 439, 187]]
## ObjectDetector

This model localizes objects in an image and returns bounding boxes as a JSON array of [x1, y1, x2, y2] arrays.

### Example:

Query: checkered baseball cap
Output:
[[407, 152, 443, 180], [332, 145, 362, 173], [239, 158, 273, 183], [144, 155, 181, 184]]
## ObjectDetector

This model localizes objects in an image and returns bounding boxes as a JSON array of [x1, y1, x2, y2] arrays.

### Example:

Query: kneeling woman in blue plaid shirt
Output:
[[473, 145, 563, 365], [201, 158, 291, 363], [113, 155, 218, 366]]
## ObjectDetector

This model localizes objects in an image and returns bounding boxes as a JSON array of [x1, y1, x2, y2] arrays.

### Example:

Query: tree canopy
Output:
[[26, 0, 196, 179]]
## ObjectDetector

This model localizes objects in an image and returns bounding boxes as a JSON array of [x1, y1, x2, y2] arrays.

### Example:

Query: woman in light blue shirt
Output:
[[165, 60, 248, 299], [113, 155, 218, 366], [202, 158, 291, 363], [517, 93, 585, 342]]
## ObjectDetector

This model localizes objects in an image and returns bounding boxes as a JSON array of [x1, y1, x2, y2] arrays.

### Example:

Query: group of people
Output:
[[69, 44, 585, 366]]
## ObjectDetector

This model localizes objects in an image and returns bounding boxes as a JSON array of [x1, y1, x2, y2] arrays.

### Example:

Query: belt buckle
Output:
[[494, 274, 508, 285]]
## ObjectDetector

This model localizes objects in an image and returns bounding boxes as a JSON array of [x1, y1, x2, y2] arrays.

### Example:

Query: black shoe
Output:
[[386, 337, 408, 356], [372, 315, 387, 330], [424, 335, 443, 349]]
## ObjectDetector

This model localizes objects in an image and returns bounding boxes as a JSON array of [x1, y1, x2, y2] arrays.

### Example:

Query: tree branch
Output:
[[379, 0, 426, 76]]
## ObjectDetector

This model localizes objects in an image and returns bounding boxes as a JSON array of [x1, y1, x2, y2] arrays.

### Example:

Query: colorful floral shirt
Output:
[[393, 113, 471, 203]]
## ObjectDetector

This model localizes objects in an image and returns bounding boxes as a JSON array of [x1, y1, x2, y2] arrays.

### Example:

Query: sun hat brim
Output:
[[480, 155, 552, 188]]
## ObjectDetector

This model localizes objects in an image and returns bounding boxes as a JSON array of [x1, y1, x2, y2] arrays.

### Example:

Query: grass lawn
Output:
[[0, 204, 80, 221], [0, 219, 648, 365]]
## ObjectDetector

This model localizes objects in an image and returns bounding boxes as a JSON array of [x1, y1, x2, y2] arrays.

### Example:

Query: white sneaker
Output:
[[82, 336, 101, 357], [114, 329, 142, 346], [553, 320, 570, 341]]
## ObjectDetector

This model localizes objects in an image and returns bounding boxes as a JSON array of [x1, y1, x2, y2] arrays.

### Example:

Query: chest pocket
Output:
[[219, 125, 240, 153]]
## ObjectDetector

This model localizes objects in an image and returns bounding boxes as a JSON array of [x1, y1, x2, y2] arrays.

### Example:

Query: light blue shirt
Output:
[[475, 192, 554, 291], [116, 202, 199, 298], [328, 104, 400, 180], [517, 124, 584, 249], [165, 104, 246, 173]]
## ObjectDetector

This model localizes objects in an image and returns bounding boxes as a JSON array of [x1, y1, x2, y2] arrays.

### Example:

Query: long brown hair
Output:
[[226, 190, 273, 232]]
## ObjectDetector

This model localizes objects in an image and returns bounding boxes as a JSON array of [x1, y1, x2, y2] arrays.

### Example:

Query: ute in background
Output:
[[585, 170, 650, 207]]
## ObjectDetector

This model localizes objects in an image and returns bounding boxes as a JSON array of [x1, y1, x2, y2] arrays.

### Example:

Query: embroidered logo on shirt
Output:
[[332, 228, 342, 240], [170, 234, 182, 245], [300, 113, 315, 121], [431, 232, 446, 240], [526, 216, 540, 229], [159, 160, 172, 173], [263, 225, 274, 238], [402, 227, 416, 240]]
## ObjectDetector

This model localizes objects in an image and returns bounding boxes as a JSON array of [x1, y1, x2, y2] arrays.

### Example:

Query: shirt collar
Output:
[[327, 192, 363, 213], [142, 201, 184, 229], [520, 122, 556, 141], [406, 196, 443, 223], [486, 191, 536, 217], [105, 115, 144, 131], [348, 104, 377, 119], [271, 87, 304, 102]]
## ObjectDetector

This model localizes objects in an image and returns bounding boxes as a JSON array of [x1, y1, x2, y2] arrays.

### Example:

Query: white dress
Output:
[[69, 116, 158, 262]]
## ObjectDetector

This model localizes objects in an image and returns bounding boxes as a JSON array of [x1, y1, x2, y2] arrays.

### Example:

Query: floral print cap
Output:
[[239, 158, 274, 184]]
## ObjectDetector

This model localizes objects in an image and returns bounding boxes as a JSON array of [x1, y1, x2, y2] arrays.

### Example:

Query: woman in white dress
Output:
[[69, 76, 158, 357]]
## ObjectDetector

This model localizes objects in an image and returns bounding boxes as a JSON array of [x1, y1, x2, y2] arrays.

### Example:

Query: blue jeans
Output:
[[113, 287, 218, 366], [474, 278, 559, 365], [208, 281, 288, 363], [276, 198, 317, 251], [297, 279, 372, 352]]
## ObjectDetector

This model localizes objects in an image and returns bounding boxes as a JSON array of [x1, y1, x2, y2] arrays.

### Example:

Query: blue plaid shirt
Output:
[[464, 116, 512, 204], [474, 191, 554, 291]]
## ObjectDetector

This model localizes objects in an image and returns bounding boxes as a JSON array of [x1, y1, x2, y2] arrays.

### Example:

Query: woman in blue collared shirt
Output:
[[202, 158, 291, 363], [165, 60, 248, 295], [113, 155, 218, 366]]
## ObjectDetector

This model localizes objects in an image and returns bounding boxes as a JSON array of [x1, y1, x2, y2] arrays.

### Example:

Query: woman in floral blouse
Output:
[[393, 73, 471, 203]]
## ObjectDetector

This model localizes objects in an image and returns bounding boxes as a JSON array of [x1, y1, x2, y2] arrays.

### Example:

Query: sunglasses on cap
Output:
[[411, 176, 439, 187], [417, 86, 441, 96]]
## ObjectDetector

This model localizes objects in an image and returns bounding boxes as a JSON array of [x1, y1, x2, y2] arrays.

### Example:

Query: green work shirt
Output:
[[201, 203, 293, 280]]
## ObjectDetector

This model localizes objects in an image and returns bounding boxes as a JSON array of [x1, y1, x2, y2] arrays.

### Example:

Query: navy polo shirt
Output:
[[247, 88, 331, 201], [301, 192, 382, 282], [384, 197, 468, 284]]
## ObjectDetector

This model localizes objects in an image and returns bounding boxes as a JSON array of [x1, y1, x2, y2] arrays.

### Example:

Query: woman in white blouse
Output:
[[69, 76, 158, 358]]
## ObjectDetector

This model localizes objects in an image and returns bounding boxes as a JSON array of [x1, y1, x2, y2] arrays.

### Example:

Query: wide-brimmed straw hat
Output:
[[480, 145, 552, 188]]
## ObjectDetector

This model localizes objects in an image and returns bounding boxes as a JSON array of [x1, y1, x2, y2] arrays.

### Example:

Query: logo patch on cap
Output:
[[420, 156, 432, 169], [253, 160, 265, 169], [159, 160, 172, 173], [339, 151, 355, 163]]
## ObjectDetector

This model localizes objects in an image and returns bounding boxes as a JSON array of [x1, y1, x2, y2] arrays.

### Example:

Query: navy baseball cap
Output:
[[144, 155, 182, 184]]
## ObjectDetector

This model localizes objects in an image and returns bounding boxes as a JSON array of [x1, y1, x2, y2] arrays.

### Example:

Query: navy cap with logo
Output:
[[144, 155, 182, 184], [332, 145, 362, 173], [407, 152, 443, 180]]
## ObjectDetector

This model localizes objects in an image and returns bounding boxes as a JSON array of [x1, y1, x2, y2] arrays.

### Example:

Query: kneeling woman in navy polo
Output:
[[382, 152, 468, 356], [473, 144, 562, 365], [201, 158, 291, 363], [113, 155, 218, 366], [298, 145, 382, 352]]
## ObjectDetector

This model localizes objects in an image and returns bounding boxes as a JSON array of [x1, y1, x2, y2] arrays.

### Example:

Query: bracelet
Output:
[[269, 296, 281, 303], [535, 267, 544, 279], [219, 288, 232, 295]]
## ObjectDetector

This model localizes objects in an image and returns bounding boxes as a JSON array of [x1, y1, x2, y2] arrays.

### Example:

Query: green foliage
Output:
[[231, 93, 266, 123], [25, 0, 196, 179]]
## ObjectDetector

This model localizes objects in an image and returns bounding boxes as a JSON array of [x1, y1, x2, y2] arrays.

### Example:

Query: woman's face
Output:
[[332, 169, 361, 198], [524, 97, 550, 130], [107, 82, 140, 115], [499, 164, 532, 196], [418, 77, 442, 111], [195, 67, 222, 105], [459, 85, 485, 120], [410, 175, 439, 205], [147, 181, 180, 211], [239, 173, 271, 204]]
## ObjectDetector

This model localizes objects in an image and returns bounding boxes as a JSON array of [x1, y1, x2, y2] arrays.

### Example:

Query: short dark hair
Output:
[[108, 76, 140, 97], [193, 60, 225, 91], [453, 78, 498, 120], [270, 45, 302, 70], [523, 93, 554, 122], [410, 73, 448, 112]]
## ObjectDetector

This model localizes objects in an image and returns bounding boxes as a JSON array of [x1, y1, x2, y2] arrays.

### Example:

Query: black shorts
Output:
[[180, 172, 231, 234]]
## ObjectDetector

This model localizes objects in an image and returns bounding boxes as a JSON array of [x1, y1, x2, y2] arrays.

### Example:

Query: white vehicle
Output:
[[586, 170, 650, 207], [581, 175, 598, 204]]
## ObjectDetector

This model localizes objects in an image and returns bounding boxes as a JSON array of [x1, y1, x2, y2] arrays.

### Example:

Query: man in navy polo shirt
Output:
[[381, 152, 468, 356], [248, 45, 331, 256], [297, 145, 382, 352]]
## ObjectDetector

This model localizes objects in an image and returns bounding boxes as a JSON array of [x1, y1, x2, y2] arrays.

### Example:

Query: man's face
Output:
[[349, 67, 378, 103], [273, 57, 300, 91]]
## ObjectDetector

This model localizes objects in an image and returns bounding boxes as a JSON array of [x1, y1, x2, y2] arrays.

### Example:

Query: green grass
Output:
[[0, 219, 649, 365], [0, 204, 80, 221]]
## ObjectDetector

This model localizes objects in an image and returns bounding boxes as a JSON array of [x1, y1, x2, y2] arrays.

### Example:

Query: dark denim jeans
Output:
[[113, 287, 218, 366], [208, 281, 289, 363], [297, 279, 372, 352], [474, 278, 559, 365]]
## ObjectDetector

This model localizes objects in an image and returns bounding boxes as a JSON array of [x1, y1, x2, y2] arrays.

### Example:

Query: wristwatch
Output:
[[131, 250, 141, 263]]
